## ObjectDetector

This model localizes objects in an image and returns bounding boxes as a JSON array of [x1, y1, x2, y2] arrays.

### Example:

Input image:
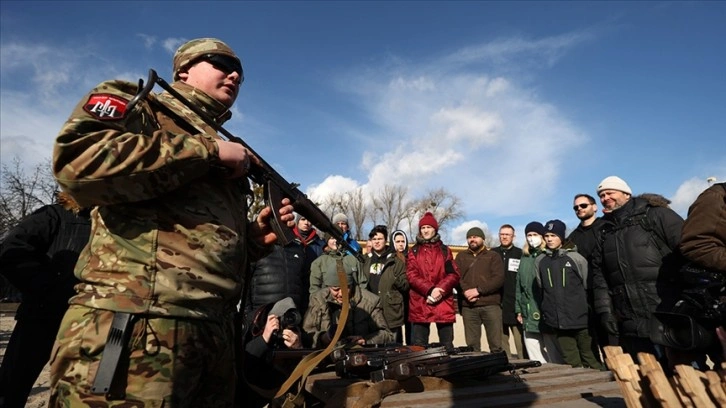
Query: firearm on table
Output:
[[127, 70, 365, 263]]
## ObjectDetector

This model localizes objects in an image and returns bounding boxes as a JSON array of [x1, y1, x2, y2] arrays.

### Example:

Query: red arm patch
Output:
[[83, 94, 128, 120]]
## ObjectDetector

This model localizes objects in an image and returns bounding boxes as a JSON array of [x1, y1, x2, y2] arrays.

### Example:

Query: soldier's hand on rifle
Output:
[[217, 140, 257, 178], [249, 198, 295, 246]]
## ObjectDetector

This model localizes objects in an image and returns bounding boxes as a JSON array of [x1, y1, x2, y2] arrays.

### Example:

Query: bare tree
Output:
[[405, 187, 464, 239], [372, 184, 409, 232], [0, 156, 58, 236], [347, 188, 368, 240]]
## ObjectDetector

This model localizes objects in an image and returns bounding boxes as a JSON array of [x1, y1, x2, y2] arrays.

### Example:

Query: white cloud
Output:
[[307, 175, 361, 203], [671, 175, 726, 216], [162, 37, 187, 54], [450, 220, 492, 246], [137, 34, 157, 49]]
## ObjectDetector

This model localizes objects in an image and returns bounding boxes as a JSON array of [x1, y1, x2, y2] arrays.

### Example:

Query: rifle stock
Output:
[[130, 69, 365, 263]]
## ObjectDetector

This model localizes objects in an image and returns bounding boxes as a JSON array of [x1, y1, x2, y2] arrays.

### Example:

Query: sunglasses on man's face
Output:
[[202, 54, 244, 82], [573, 203, 590, 211]]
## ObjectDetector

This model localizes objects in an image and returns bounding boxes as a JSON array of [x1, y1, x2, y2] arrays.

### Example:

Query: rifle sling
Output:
[[273, 262, 351, 404], [91, 312, 135, 399]]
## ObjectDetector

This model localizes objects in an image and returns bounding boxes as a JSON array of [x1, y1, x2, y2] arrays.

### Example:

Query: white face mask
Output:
[[527, 235, 542, 248]]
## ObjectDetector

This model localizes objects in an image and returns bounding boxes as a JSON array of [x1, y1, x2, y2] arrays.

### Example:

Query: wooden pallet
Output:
[[604, 345, 726, 407]]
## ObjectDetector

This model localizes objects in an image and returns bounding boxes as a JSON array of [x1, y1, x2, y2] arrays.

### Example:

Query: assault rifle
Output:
[[126, 69, 365, 264], [330, 345, 541, 382]]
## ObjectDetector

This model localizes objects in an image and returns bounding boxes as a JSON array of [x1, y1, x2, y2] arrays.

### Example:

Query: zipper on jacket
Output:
[[562, 268, 566, 287], [547, 268, 553, 287]]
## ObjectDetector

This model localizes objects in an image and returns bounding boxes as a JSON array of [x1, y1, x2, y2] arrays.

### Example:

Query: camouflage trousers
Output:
[[49, 305, 236, 407]]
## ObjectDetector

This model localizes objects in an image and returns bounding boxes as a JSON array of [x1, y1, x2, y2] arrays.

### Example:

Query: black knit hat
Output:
[[524, 221, 545, 236], [543, 219, 566, 242]]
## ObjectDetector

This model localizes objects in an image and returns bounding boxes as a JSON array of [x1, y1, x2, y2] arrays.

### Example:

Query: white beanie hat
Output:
[[597, 176, 632, 195]]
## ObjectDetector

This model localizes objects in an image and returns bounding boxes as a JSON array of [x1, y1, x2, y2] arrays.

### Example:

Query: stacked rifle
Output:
[[329, 345, 541, 383]]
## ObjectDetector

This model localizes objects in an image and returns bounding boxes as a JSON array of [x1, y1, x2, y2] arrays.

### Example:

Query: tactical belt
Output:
[[91, 312, 135, 399]]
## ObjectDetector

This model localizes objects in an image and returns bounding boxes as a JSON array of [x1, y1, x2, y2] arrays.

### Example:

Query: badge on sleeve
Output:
[[83, 94, 128, 120]]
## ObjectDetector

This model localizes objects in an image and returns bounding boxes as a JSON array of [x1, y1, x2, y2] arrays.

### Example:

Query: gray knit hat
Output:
[[332, 213, 348, 224]]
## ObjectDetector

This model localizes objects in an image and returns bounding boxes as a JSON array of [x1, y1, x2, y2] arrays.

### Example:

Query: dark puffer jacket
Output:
[[0, 196, 91, 320], [592, 196, 684, 338], [245, 242, 308, 318], [535, 248, 589, 330]]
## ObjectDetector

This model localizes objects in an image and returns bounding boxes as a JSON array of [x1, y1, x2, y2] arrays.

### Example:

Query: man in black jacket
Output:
[[591, 176, 684, 367], [0, 193, 90, 408], [566, 193, 608, 360], [492, 224, 525, 359]]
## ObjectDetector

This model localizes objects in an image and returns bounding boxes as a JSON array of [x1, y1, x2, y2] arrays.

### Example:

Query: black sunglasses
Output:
[[573, 203, 590, 211], [202, 54, 244, 83]]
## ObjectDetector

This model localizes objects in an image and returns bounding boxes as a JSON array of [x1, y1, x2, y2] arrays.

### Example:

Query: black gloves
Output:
[[600, 313, 619, 336]]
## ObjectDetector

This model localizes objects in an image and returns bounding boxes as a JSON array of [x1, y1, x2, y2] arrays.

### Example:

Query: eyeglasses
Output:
[[573, 203, 590, 211], [201, 54, 244, 83]]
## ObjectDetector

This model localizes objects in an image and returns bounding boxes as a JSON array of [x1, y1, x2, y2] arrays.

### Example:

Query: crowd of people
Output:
[[0, 36, 723, 408]]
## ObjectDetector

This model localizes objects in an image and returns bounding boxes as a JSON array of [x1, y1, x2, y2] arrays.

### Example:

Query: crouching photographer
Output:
[[651, 181, 726, 370], [240, 297, 303, 407]]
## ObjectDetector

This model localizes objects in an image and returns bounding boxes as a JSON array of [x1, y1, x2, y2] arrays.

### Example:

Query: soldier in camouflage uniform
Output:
[[49, 38, 294, 407]]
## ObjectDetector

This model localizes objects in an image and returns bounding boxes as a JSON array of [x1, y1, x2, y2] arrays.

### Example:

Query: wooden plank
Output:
[[605, 348, 645, 408], [637, 352, 682, 408], [380, 379, 623, 407], [705, 370, 726, 406], [674, 365, 715, 408]]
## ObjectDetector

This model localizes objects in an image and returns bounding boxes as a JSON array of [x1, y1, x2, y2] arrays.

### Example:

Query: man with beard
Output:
[[303, 262, 393, 348], [455, 227, 505, 352], [566, 194, 608, 360], [361, 225, 409, 343], [591, 176, 684, 368]]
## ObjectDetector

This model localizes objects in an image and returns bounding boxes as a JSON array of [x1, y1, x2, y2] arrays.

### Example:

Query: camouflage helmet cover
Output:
[[172, 38, 241, 80]]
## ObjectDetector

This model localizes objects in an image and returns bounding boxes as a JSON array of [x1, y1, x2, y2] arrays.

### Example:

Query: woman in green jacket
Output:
[[515, 222, 563, 364]]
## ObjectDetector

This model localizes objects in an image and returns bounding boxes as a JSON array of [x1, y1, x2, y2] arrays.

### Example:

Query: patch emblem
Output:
[[83, 94, 127, 120]]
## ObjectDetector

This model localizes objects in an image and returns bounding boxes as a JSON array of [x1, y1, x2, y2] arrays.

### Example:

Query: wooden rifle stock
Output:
[[128, 69, 365, 263]]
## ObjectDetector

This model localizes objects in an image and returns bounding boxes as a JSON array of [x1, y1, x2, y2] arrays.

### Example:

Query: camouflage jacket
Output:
[[53, 79, 260, 322]]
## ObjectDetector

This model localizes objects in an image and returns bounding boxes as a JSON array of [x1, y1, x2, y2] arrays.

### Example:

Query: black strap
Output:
[[91, 312, 135, 399]]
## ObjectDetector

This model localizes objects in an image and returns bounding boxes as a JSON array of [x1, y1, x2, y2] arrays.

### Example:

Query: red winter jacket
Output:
[[406, 240, 460, 323]]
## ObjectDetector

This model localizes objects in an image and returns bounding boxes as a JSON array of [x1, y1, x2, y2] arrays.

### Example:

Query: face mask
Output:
[[527, 236, 542, 248]]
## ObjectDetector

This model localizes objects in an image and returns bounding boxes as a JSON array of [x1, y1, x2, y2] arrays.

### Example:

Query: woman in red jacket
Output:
[[406, 212, 461, 348]]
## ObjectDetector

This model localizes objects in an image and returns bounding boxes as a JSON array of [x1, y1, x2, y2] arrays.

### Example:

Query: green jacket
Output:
[[361, 251, 409, 328], [302, 286, 394, 348], [515, 246, 545, 333], [309, 250, 362, 293]]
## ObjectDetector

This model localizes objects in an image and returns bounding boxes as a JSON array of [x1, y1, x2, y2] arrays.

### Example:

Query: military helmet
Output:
[[172, 38, 242, 81]]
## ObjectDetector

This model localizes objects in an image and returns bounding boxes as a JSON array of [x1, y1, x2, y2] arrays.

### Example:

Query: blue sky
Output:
[[1, 1, 724, 245]]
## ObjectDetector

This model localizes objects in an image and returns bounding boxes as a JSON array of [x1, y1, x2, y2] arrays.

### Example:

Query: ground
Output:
[[1, 312, 49, 408]]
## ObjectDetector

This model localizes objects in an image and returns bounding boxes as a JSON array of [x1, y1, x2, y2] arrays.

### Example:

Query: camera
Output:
[[272, 308, 302, 347], [650, 264, 726, 351]]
